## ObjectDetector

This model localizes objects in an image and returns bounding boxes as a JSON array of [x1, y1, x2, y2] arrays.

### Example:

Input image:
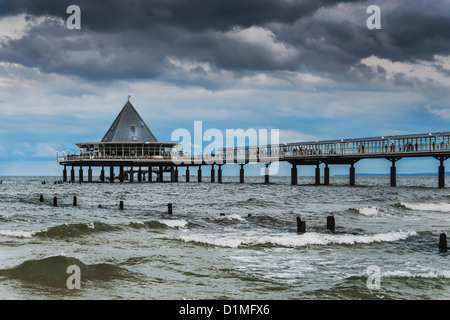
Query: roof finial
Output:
[[128, 95, 131, 101]]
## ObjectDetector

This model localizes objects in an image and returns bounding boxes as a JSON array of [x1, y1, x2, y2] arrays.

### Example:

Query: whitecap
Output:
[[401, 202, 450, 212]]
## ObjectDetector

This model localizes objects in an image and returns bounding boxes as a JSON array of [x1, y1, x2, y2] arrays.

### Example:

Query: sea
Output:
[[0, 175, 448, 301]]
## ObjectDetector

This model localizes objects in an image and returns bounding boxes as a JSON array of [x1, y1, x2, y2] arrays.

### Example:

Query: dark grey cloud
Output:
[[0, 0, 449, 86]]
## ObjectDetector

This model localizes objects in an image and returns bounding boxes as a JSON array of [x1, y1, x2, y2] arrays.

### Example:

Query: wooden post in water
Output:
[[168, 203, 173, 215], [439, 233, 447, 253], [327, 213, 335, 232], [186, 166, 190, 182], [53, 193, 58, 207], [240, 164, 244, 183], [73, 193, 77, 207], [39, 193, 44, 202], [296, 216, 306, 233]]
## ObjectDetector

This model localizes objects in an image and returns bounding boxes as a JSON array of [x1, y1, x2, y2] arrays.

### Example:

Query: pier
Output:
[[57, 100, 450, 188]]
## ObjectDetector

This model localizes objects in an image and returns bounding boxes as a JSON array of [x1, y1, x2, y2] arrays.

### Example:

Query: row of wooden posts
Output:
[[38, 193, 448, 253]]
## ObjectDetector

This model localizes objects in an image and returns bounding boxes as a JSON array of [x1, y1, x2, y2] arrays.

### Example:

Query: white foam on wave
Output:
[[401, 202, 450, 212], [209, 214, 246, 222], [383, 269, 450, 279], [358, 206, 380, 216], [178, 230, 418, 248], [0, 229, 35, 238], [158, 219, 188, 228]]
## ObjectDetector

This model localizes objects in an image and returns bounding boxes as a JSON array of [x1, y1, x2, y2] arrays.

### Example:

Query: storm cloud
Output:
[[0, 0, 449, 85]]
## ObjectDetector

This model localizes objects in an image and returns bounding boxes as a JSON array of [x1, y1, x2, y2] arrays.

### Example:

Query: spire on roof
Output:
[[101, 100, 158, 143]]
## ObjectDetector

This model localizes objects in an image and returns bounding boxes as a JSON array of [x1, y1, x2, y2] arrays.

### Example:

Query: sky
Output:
[[0, 0, 450, 176]]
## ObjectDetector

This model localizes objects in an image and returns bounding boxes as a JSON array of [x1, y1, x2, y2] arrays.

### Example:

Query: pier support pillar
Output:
[[175, 166, 179, 182], [439, 162, 445, 189], [186, 166, 190, 182], [100, 167, 105, 182], [171, 167, 175, 182], [119, 166, 124, 183], [138, 167, 142, 182], [315, 164, 320, 185], [63, 166, 67, 183], [198, 167, 202, 182], [148, 167, 152, 182], [159, 166, 163, 182], [130, 167, 134, 183], [435, 156, 449, 189], [211, 165, 215, 183], [110, 166, 114, 183], [349, 163, 355, 186], [388, 159, 400, 187], [79, 167, 83, 183], [218, 165, 222, 183], [291, 164, 297, 185], [240, 164, 245, 183], [265, 164, 269, 184], [88, 167, 92, 183], [71, 167, 75, 183], [324, 164, 330, 185]]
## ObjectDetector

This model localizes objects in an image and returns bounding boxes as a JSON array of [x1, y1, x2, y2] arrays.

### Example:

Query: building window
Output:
[[130, 126, 136, 132]]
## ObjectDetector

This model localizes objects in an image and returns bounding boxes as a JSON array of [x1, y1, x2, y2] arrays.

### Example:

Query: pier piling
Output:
[[315, 164, 321, 185], [350, 163, 355, 186], [218, 165, 222, 183], [291, 165, 297, 185], [119, 200, 124, 210], [168, 203, 173, 215], [39, 193, 44, 202], [324, 164, 330, 185], [53, 193, 58, 207]]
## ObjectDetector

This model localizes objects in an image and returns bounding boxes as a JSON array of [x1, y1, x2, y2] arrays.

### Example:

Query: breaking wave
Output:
[[0, 219, 189, 239], [401, 202, 450, 212], [175, 230, 418, 248]]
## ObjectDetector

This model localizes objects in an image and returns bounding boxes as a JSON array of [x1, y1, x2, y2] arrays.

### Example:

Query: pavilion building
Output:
[[58, 100, 181, 182]]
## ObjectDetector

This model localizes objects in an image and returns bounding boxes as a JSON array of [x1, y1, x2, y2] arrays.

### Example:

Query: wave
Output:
[[0, 229, 35, 238], [207, 214, 246, 222], [175, 230, 418, 248], [401, 202, 450, 212], [0, 219, 189, 240], [382, 270, 450, 279], [0, 255, 137, 288]]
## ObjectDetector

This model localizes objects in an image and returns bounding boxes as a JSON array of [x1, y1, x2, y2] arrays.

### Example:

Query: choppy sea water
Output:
[[0, 175, 449, 300]]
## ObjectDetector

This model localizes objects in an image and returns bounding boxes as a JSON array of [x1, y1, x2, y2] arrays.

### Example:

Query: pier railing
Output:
[[58, 132, 450, 164]]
